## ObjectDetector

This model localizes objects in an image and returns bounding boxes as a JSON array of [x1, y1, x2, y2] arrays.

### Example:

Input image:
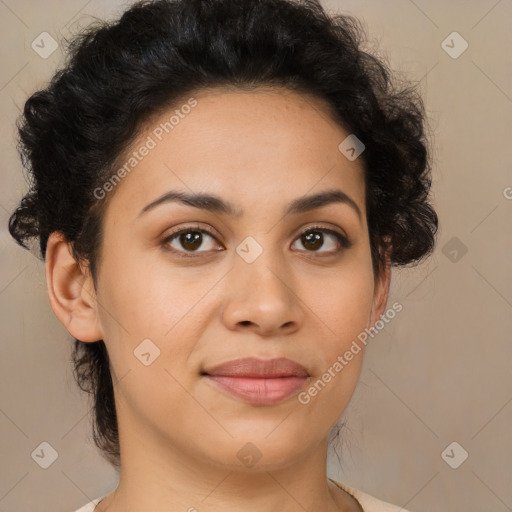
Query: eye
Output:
[[161, 224, 352, 258], [291, 226, 351, 255], [162, 225, 221, 257]]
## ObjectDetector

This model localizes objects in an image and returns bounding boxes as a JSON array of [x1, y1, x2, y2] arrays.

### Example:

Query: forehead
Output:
[[104, 86, 366, 218]]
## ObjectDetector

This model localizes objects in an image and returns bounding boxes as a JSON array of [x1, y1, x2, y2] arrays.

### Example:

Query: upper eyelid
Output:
[[164, 223, 348, 240]]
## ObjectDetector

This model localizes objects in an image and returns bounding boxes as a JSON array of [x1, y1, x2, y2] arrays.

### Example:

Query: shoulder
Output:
[[331, 480, 411, 512], [71, 496, 105, 512]]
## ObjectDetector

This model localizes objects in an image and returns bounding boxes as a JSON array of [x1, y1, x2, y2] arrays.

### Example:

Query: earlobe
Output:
[[45, 231, 103, 342]]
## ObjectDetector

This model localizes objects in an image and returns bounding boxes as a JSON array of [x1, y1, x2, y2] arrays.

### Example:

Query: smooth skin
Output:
[[46, 86, 391, 512]]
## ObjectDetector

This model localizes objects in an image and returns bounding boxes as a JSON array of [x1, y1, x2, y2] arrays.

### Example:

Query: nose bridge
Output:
[[235, 232, 291, 296], [222, 233, 302, 332]]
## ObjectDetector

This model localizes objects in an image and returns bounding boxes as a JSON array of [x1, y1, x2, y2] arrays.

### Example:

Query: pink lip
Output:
[[206, 375, 308, 405], [202, 357, 310, 405]]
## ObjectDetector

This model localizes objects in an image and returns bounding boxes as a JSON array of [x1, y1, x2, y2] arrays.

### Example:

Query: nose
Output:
[[221, 251, 303, 337]]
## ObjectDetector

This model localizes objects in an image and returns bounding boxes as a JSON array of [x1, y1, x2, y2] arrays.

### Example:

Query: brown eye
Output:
[[161, 224, 351, 259], [177, 231, 203, 251], [291, 227, 351, 254], [162, 226, 221, 256], [301, 231, 324, 251]]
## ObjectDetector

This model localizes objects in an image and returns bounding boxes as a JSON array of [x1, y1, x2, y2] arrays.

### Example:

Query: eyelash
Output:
[[161, 224, 352, 259]]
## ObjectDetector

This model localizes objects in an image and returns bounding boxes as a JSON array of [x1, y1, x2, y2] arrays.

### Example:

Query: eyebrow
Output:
[[137, 188, 362, 222]]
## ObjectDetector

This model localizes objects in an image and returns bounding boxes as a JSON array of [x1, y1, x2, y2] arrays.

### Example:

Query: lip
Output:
[[202, 357, 310, 405]]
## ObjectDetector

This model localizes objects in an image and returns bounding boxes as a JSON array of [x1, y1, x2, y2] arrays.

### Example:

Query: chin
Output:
[[200, 432, 316, 472]]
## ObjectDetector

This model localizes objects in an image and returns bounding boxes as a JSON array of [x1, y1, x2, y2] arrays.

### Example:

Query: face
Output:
[[62, 87, 390, 472]]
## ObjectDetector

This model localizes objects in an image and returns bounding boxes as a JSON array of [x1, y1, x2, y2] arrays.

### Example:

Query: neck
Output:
[[98, 432, 359, 511]]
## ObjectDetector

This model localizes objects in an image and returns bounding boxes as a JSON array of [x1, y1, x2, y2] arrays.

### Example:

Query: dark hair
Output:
[[8, 0, 438, 470]]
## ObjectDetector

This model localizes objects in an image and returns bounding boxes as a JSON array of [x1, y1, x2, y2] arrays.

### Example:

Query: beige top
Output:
[[331, 479, 411, 511], [72, 495, 104, 512], [72, 481, 410, 512]]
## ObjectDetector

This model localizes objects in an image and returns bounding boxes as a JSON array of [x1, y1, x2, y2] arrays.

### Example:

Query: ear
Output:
[[368, 249, 392, 328], [45, 231, 103, 342]]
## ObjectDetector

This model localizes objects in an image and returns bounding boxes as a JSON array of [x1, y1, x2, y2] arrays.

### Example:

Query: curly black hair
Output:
[[8, 0, 438, 470]]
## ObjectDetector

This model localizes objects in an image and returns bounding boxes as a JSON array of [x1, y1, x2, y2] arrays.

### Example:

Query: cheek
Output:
[[297, 277, 372, 419], [304, 267, 375, 339], [94, 252, 212, 384], [97, 249, 193, 337], [94, 266, 197, 424], [298, 263, 375, 400]]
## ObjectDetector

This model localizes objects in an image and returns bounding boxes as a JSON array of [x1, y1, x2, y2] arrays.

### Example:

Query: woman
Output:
[[8, 0, 437, 510]]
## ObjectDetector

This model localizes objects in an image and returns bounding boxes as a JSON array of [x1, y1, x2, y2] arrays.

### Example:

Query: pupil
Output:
[[303, 231, 322, 250], [181, 231, 202, 251]]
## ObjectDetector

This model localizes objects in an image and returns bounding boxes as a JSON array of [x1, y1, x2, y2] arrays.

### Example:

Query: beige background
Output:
[[1, 1, 511, 511]]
